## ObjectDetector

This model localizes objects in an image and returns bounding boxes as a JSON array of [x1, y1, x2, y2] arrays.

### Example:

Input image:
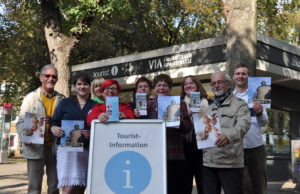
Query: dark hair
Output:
[[232, 64, 250, 76], [153, 74, 172, 89], [71, 73, 91, 101], [73, 73, 91, 86], [134, 77, 152, 93], [180, 75, 208, 99]]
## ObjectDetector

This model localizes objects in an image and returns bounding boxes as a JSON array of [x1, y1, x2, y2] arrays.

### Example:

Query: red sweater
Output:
[[86, 102, 135, 126]]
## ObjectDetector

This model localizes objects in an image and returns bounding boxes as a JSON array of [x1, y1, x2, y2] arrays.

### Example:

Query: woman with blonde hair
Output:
[[91, 78, 105, 103]]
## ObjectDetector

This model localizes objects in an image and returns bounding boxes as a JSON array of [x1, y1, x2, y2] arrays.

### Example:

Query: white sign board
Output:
[[87, 119, 167, 194]]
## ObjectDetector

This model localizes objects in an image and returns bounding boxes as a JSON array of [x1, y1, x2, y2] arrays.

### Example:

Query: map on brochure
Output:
[[136, 93, 147, 116], [22, 112, 45, 144], [193, 113, 220, 149], [158, 96, 180, 127], [106, 96, 119, 122], [190, 92, 201, 113], [60, 120, 84, 152], [248, 77, 271, 108]]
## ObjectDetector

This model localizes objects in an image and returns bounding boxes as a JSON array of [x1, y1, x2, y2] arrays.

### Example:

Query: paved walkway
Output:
[[0, 162, 27, 194], [0, 159, 299, 194]]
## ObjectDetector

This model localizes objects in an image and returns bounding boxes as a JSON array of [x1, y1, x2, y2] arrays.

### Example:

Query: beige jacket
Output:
[[16, 87, 64, 159], [203, 93, 250, 168]]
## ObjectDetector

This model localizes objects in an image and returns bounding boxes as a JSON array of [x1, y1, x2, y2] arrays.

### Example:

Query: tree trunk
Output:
[[41, 0, 79, 97], [44, 31, 77, 97], [222, 0, 257, 76]]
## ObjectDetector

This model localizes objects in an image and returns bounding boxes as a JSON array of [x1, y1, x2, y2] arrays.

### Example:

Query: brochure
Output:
[[193, 113, 220, 149], [248, 77, 271, 108], [106, 96, 119, 122], [21, 112, 45, 144], [60, 120, 84, 152], [136, 93, 147, 116], [190, 92, 201, 112], [158, 96, 180, 127]]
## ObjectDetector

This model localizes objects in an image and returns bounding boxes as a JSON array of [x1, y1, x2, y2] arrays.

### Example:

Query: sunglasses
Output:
[[43, 74, 57, 79]]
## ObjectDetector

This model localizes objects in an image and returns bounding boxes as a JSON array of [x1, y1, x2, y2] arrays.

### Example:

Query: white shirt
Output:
[[233, 89, 269, 148]]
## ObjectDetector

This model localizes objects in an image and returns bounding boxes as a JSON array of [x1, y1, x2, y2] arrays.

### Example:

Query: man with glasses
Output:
[[202, 71, 250, 194], [17, 64, 64, 194], [232, 64, 269, 194]]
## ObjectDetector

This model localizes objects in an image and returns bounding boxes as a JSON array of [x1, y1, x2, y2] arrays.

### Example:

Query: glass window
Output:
[[262, 109, 290, 156]]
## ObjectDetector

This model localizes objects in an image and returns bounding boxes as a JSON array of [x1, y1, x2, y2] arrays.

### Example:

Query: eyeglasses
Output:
[[211, 80, 228, 86], [104, 87, 118, 91], [43, 74, 57, 79]]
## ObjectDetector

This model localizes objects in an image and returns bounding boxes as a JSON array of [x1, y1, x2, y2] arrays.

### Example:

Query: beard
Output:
[[213, 88, 224, 96]]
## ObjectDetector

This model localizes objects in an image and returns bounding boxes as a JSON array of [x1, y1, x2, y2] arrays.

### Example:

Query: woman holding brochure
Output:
[[133, 77, 152, 118], [134, 76, 152, 97], [147, 74, 193, 194], [50, 73, 96, 194], [181, 75, 209, 194], [86, 79, 134, 125]]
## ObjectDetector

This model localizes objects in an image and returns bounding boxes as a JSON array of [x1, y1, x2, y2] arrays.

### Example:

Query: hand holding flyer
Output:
[[136, 93, 147, 116], [59, 120, 85, 152], [21, 112, 45, 144], [193, 113, 220, 149]]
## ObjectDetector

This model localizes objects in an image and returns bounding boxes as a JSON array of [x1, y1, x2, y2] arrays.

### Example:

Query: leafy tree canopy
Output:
[[0, 0, 299, 113]]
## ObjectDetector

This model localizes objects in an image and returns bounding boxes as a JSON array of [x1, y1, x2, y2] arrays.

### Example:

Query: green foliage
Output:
[[57, 0, 133, 34], [1, 0, 299, 112], [0, 1, 49, 109], [70, 0, 226, 66], [257, 0, 300, 46]]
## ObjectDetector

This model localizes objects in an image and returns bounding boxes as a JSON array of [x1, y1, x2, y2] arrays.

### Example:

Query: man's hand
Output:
[[215, 134, 229, 147], [253, 101, 263, 116]]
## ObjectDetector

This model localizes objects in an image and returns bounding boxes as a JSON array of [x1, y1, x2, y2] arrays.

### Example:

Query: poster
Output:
[[190, 92, 201, 113], [87, 120, 167, 194], [157, 96, 180, 127], [248, 77, 272, 108], [106, 96, 119, 122], [193, 113, 220, 149], [21, 112, 45, 144], [136, 93, 147, 116], [59, 120, 84, 152]]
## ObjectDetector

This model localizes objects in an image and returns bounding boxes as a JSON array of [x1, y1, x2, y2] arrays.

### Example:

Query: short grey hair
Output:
[[211, 71, 232, 88], [40, 64, 58, 75]]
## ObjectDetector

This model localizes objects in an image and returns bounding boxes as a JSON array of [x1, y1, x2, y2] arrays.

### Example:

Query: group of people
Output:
[[16, 63, 268, 194]]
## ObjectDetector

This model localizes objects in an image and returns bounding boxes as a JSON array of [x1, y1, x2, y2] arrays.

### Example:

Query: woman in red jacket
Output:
[[86, 79, 134, 125]]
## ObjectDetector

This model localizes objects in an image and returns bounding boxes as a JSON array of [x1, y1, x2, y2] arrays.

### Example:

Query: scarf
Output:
[[214, 90, 232, 107]]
